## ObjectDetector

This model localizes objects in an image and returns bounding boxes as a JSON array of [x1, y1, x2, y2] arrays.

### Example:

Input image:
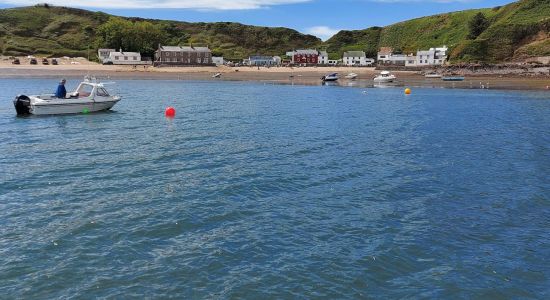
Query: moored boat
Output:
[[13, 78, 121, 116], [212, 73, 221, 78], [442, 76, 465, 81], [321, 73, 339, 82], [425, 73, 442, 78], [374, 71, 396, 83], [345, 73, 358, 79]]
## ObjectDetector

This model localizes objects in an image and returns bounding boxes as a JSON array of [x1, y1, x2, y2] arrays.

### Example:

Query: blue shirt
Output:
[[55, 84, 66, 98]]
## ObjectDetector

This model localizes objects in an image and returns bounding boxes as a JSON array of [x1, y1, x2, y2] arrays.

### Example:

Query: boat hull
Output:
[[30, 100, 119, 115]]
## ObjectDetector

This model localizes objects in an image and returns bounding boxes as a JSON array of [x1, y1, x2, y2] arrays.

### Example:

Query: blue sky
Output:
[[0, 0, 516, 40]]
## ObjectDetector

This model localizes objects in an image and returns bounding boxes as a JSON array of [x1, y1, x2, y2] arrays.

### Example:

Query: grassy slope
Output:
[[326, 0, 549, 63], [1, 1, 547, 62], [0, 5, 321, 59]]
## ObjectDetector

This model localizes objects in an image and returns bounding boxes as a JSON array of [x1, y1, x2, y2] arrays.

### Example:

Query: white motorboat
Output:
[[212, 73, 221, 78], [14, 78, 121, 115], [345, 73, 358, 79], [374, 71, 396, 83], [425, 73, 442, 78], [321, 73, 339, 82]]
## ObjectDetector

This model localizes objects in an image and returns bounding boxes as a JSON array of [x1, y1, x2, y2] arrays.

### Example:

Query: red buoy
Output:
[[165, 106, 176, 118]]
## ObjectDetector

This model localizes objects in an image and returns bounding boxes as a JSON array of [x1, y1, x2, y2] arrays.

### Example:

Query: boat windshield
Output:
[[96, 87, 110, 97], [77, 84, 94, 97]]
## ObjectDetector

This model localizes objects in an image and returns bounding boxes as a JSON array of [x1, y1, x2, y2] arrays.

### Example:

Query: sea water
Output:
[[0, 79, 549, 298]]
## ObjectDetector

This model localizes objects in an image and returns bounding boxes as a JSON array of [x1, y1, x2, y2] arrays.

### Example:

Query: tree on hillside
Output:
[[468, 12, 489, 39], [95, 17, 168, 57]]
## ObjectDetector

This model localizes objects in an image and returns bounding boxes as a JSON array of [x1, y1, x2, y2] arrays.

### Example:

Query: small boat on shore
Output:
[[345, 73, 358, 79], [13, 78, 121, 116], [425, 73, 442, 78], [374, 71, 396, 83], [321, 73, 339, 82], [212, 73, 221, 78], [442, 76, 465, 81]]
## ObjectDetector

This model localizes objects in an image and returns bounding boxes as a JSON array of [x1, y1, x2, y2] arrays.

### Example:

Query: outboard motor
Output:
[[13, 95, 31, 115]]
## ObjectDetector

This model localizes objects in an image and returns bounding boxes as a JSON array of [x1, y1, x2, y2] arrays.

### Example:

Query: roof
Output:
[[109, 51, 141, 56], [98, 48, 115, 52], [159, 46, 211, 52], [294, 49, 319, 55], [319, 51, 328, 56], [343, 51, 366, 58]]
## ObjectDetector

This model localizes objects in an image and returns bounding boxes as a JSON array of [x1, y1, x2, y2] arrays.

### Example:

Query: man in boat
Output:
[[55, 79, 67, 98]]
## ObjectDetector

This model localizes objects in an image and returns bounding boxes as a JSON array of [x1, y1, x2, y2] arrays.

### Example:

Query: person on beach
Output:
[[55, 79, 67, 98]]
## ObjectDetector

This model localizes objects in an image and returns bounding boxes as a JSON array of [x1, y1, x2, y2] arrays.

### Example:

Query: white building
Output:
[[273, 56, 282, 65], [405, 46, 448, 67], [105, 49, 143, 65], [97, 49, 115, 61], [319, 51, 329, 65], [343, 51, 374, 66], [212, 56, 224, 65], [377, 47, 412, 66]]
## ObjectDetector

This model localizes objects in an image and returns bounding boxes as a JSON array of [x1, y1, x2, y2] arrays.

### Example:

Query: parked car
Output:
[[12, 58, 20, 65], [42, 58, 49, 65], [51, 58, 58, 65], [30, 58, 37, 65]]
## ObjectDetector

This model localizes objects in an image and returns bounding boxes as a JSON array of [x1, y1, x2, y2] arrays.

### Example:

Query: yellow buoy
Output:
[[404, 88, 411, 95]]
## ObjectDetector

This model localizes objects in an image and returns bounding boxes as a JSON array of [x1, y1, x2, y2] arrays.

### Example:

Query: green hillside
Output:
[[0, 4, 321, 59], [0, 1, 548, 63], [326, 0, 549, 63]]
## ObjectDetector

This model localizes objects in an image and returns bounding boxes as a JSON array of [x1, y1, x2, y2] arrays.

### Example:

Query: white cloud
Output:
[[305, 26, 340, 41], [0, 0, 311, 10]]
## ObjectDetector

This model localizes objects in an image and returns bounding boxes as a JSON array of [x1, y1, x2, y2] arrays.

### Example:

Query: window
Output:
[[115, 56, 119, 60], [124, 56, 128, 60], [96, 88, 110, 97], [133, 56, 137, 60]]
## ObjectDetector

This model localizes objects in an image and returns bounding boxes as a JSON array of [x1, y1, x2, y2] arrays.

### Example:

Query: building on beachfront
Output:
[[288, 49, 319, 65], [97, 49, 115, 62], [154, 45, 213, 66], [102, 49, 147, 65], [405, 46, 448, 67], [377, 47, 410, 66], [273, 56, 282, 65], [318, 51, 329, 65], [212, 56, 224, 66], [248, 55, 277, 66], [342, 51, 374, 66]]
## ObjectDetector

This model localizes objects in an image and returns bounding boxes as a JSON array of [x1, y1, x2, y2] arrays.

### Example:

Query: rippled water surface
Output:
[[1, 79, 549, 298]]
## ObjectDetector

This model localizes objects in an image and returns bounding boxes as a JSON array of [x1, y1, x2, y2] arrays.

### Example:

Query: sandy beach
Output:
[[1, 58, 549, 91]]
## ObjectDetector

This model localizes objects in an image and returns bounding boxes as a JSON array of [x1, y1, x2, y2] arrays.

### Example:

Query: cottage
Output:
[[288, 49, 319, 65], [405, 46, 448, 67], [318, 51, 329, 65], [377, 47, 411, 66], [343, 51, 374, 66], [97, 49, 115, 62], [155, 45, 213, 66], [103, 49, 143, 65], [248, 56, 277, 66]]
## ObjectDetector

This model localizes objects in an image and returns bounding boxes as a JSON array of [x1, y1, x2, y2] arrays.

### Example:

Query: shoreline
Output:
[[1, 65, 549, 91]]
